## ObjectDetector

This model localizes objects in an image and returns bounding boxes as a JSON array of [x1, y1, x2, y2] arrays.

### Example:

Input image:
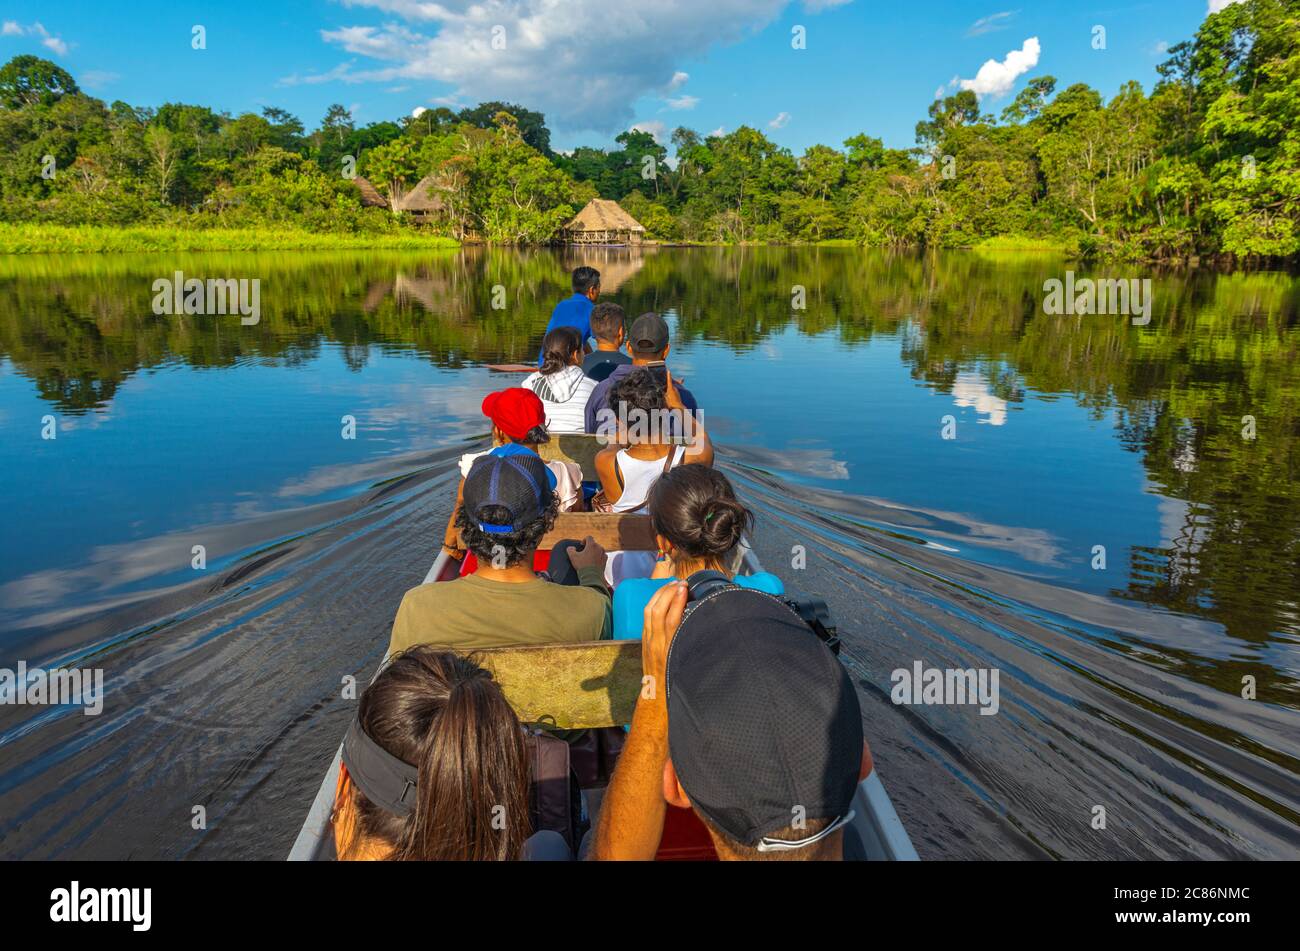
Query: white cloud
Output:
[[295, 0, 793, 132], [803, 0, 853, 10], [966, 11, 1016, 37], [630, 120, 667, 143], [663, 94, 699, 110], [3, 20, 70, 56], [768, 111, 791, 129], [708, 126, 727, 137], [959, 36, 1040, 99], [1208, 0, 1245, 11], [411, 105, 428, 118]]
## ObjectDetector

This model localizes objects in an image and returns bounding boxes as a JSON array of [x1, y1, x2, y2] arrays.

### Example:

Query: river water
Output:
[[0, 246, 1296, 859]]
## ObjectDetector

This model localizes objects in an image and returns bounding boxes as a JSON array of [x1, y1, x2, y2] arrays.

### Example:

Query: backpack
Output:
[[524, 728, 587, 852]]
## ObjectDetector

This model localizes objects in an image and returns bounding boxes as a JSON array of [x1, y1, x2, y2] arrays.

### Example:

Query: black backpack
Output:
[[683, 569, 841, 654]]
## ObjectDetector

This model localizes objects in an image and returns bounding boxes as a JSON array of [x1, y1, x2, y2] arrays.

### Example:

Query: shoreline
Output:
[[2, 226, 1294, 270], [0, 224, 461, 255]]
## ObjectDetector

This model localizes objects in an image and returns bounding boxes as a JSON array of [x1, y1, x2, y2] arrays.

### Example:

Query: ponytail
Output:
[[338, 648, 530, 861], [540, 326, 582, 376]]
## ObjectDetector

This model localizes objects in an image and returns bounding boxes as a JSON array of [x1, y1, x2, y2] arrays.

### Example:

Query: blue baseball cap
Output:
[[464, 450, 555, 534]]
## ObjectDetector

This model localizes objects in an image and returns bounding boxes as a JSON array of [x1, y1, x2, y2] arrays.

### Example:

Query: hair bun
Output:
[[649, 466, 753, 560], [697, 497, 747, 555]]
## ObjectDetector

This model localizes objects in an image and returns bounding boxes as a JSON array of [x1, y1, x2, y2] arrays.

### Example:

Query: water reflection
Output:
[[0, 246, 1297, 858]]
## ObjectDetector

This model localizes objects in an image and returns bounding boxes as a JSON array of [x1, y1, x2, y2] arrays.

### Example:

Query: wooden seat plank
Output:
[[541, 512, 657, 551], [472, 641, 642, 729]]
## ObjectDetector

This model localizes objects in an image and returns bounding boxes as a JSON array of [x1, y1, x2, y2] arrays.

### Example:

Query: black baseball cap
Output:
[[462, 451, 554, 534], [628, 312, 669, 354], [666, 588, 863, 851]]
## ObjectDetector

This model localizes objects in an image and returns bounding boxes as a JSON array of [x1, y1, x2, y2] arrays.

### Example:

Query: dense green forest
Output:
[[1, 0, 1296, 258]]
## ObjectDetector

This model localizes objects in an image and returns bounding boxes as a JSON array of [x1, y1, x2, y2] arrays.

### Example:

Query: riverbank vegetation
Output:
[[1, 0, 1295, 259], [0, 224, 459, 254]]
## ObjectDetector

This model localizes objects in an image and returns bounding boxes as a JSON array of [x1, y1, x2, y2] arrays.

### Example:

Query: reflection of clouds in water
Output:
[[0, 528, 238, 618], [272, 446, 452, 500], [867, 494, 1062, 566], [0, 448, 446, 621], [357, 381, 489, 436], [952, 372, 1008, 426], [737, 443, 850, 481], [731, 460, 1064, 567]]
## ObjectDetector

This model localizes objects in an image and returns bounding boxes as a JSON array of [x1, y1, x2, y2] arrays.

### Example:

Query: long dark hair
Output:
[[649, 466, 752, 561], [337, 647, 530, 861], [539, 326, 583, 376]]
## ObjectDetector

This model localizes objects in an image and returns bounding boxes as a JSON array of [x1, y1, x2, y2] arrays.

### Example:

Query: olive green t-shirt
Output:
[[388, 567, 612, 655]]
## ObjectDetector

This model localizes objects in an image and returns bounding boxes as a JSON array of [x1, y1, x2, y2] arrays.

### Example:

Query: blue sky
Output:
[[2, 2, 1225, 155]]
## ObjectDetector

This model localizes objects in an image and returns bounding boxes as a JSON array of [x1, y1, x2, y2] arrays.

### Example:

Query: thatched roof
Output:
[[350, 176, 389, 209], [563, 198, 645, 234], [394, 174, 448, 214]]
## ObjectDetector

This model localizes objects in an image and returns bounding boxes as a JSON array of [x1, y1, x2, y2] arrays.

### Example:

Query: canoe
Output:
[[288, 439, 918, 861]]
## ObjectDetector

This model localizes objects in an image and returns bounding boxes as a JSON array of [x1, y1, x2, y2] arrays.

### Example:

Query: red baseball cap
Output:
[[482, 388, 546, 441]]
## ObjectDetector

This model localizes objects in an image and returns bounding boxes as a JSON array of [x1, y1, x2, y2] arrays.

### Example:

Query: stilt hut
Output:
[[394, 174, 449, 225], [560, 198, 645, 245]]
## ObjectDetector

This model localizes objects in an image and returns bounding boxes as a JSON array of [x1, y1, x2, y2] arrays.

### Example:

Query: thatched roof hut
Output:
[[561, 198, 645, 245], [394, 174, 449, 222], [350, 175, 390, 209]]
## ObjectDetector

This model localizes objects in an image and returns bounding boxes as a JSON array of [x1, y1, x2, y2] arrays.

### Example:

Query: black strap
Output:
[[685, 569, 734, 602]]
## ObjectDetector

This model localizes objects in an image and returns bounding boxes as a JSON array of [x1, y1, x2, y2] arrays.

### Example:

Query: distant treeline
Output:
[[1, 0, 1296, 258]]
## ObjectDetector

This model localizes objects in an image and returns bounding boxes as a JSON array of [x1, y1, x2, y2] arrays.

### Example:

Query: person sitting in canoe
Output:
[[611, 466, 782, 639], [442, 388, 582, 562], [585, 312, 698, 438], [588, 368, 713, 587], [392, 452, 611, 652], [582, 302, 631, 383], [537, 265, 600, 365], [591, 582, 870, 861], [332, 646, 573, 861], [521, 327, 598, 433]]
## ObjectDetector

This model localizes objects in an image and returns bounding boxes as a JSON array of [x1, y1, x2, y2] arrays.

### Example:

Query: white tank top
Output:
[[611, 446, 685, 513]]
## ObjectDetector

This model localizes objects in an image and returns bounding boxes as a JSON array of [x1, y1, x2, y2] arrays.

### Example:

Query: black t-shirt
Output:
[[582, 349, 632, 383]]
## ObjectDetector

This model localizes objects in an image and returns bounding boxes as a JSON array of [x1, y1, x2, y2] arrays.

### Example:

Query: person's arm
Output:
[[590, 582, 687, 860], [594, 446, 623, 504], [664, 375, 714, 467], [442, 477, 467, 559], [566, 536, 611, 601]]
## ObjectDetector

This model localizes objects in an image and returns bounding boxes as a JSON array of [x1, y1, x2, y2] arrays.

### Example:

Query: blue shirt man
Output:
[[538, 266, 601, 365]]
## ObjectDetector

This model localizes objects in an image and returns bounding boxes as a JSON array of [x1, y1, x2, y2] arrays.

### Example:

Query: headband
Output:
[[341, 719, 419, 818]]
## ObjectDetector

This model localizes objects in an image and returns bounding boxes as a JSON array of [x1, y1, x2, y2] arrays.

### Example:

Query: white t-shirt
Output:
[[458, 449, 583, 512], [605, 446, 685, 587]]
